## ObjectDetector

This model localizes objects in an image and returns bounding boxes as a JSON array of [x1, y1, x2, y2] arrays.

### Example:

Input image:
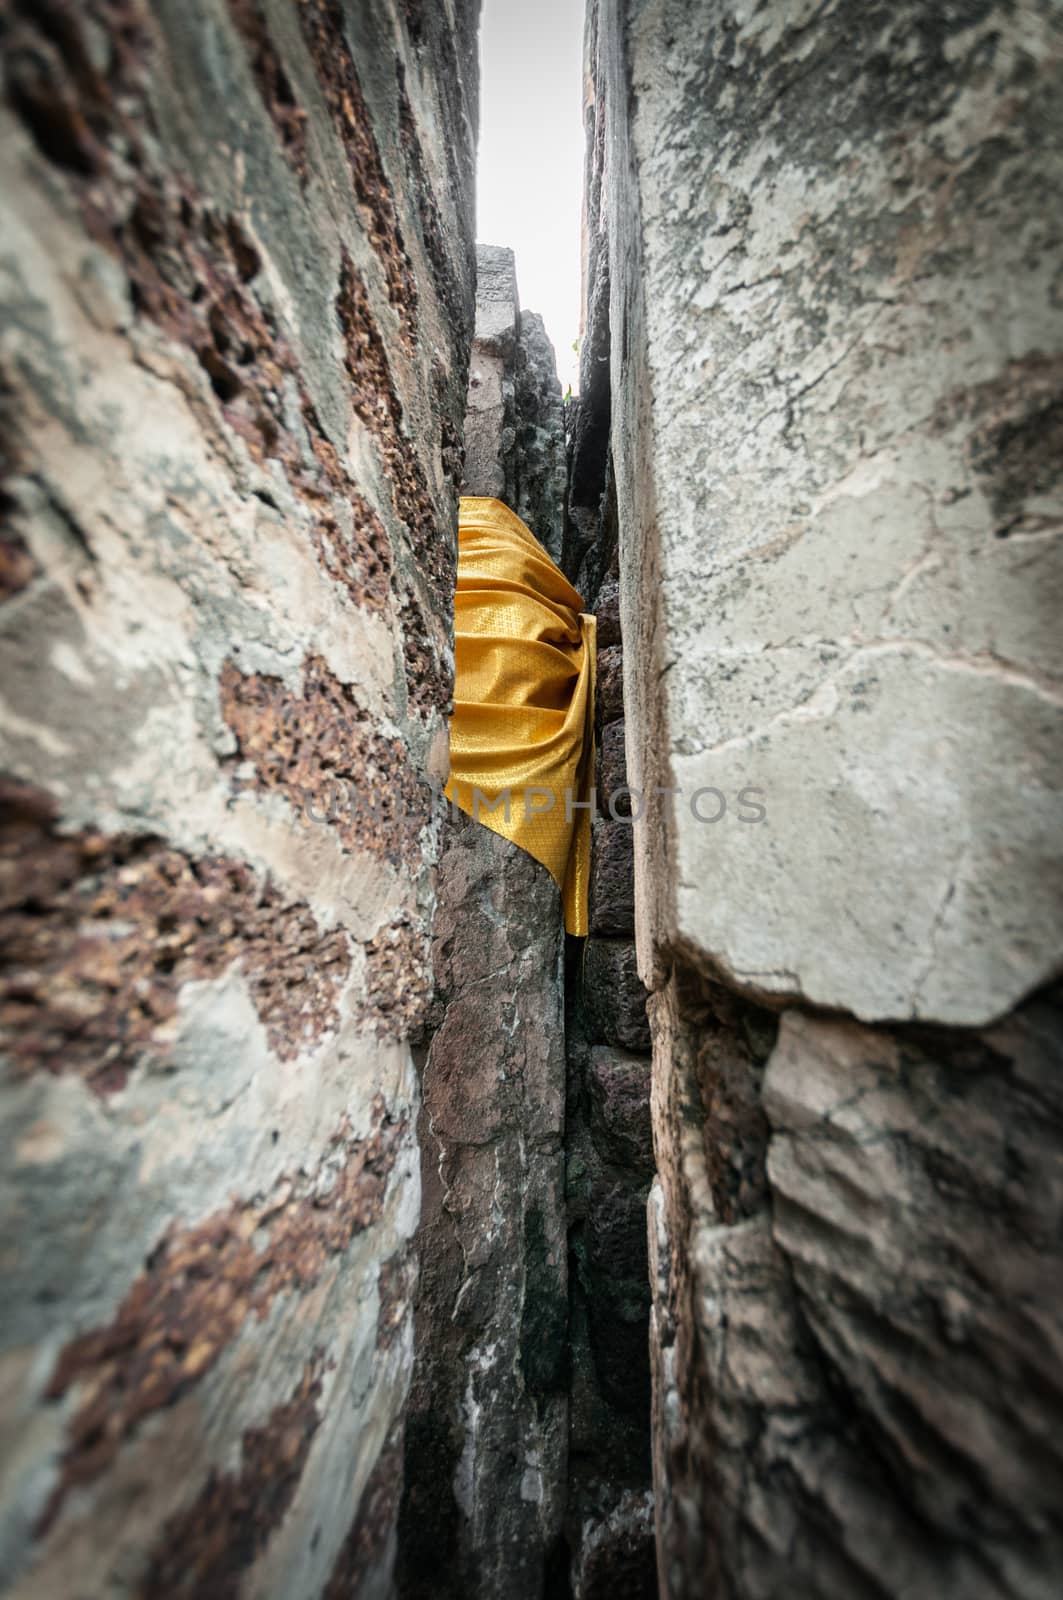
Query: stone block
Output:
[[646, 964, 1063, 1599], [463, 343, 508, 501], [402, 227, 569, 1598], [593, 575, 621, 647], [597, 719, 629, 817], [583, 938, 650, 1052], [590, 818, 635, 935], [587, 1046, 653, 1173], [596, 644, 624, 725], [585, 1175, 653, 1416], [571, 1490, 656, 1600], [606, 0, 1063, 1025], [514, 311, 566, 564]]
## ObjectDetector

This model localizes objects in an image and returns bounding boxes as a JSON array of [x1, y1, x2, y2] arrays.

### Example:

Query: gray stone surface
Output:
[[514, 311, 567, 565], [399, 817, 567, 1600], [581, 4, 1063, 1597], [648, 971, 1063, 1600], [565, 0, 614, 591], [598, 717, 630, 816], [603, 0, 1063, 1026], [469, 241, 521, 358], [399, 243, 570, 1598], [587, 1046, 653, 1175], [462, 245, 518, 503], [0, 2, 478, 1594], [594, 575, 622, 649], [583, 938, 651, 1053], [767, 1002, 1063, 1578], [596, 644, 625, 726], [590, 818, 636, 935]]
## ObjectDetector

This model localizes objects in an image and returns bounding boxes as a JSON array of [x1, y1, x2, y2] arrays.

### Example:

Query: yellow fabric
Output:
[[446, 496, 596, 935]]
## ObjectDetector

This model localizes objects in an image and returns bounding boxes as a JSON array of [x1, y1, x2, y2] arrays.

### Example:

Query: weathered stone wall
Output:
[[0, 1, 477, 1593], [462, 243, 567, 564], [398, 246, 570, 1600], [604, 0, 1063, 1025], [562, 113, 657, 1590], [585, 0, 1063, 1595]]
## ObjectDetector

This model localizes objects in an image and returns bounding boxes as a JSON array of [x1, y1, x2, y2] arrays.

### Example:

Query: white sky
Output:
[[477, 0, 586, 394]]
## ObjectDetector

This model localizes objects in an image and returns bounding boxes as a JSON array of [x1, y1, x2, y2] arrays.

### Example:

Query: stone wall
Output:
[[462, 243, 567, 564], [398, 246, 570, 1600], [0, 2, 477, 1594], [563, 116, 657, 1590], [585, 0, 1063, 1595], [565, 864, 658, 1600]]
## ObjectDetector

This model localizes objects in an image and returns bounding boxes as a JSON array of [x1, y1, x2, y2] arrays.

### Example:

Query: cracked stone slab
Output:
[[605, 0, 1063, 1024], [647, 967, 1063, 1599]]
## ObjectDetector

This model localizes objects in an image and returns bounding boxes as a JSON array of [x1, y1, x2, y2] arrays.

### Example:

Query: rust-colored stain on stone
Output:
[[41, 1094, 405, 1532], [226, 0, 310, 183], [364, 915, 432, 1039], [399, 591, 453, 716], [336, 250, 455, 614], [2, 0, 147, 179], [0, 781, 349, 1095], [322, 1421, 405, 1599], [296, 0, 418, 346], [397, 72, 468, 344], [3, 2, 394, 617], [221, 654, 431, 866], [138, 1356, 325, 1597]]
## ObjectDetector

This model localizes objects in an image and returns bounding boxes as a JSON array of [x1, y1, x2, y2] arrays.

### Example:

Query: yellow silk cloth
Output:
[[445, 496, 596, 935]]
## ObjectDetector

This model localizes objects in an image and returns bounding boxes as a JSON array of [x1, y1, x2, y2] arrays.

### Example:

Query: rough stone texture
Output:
[[565, 967, 656, 1600], [596, 644, 624, 726], [563, 248, 655, 1587], [590, 818, 635, 936], [649, 971, 1063, 1600], [598, 717, 629, 817], [514, 311, 567, 566], [584, 4, 1063, 1597], [398, 816, 568, 1600], [593, 575, 621, 649], [571, 1490, 657, 1600], [603, 0, 1063, 1026], [399, 249, 569, 1599], [586, 1047, 653, 1179], [462, 244, 566, 563], [0, 1, 477, 1593], [565, 0, 613, 593], [583, 938, 651, 1053], [461, 244, 518, 503]]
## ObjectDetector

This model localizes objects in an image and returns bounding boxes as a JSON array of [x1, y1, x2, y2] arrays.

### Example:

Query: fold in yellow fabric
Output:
[[445, 496, 596, 935]]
